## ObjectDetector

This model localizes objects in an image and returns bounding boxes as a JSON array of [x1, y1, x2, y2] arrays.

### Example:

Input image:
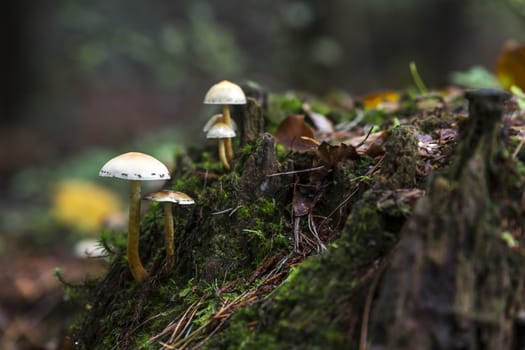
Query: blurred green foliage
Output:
[[55, 1, 246, 88], [450, 66, 502, 89]]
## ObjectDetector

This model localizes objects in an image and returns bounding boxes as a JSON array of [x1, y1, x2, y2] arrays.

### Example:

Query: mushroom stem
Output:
[[128, 180, 149, 283], [163, 202, 175, 261], [218, 139, 231, 171], [222, 104, 234, 161]]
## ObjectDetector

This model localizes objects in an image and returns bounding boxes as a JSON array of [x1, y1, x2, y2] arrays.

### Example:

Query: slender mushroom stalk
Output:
[[218, 138, 230, 170], [206, 121, 236, 171], [162, 202, 175, 258], [99, 152, 170, 283], [222, 104, 234, 161], [144, 190, 194, 271], [203, 80, 246, 164], [128, 180, 148, 283]]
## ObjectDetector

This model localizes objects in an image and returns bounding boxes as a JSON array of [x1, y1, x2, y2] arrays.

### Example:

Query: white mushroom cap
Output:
[[203, 113, 223, 133], [99, 152, 171, 181], [203, 80, 247, 105], [203, 113, 238, 133], [144, 190, 195, 205], [206, 122, 236, 139]]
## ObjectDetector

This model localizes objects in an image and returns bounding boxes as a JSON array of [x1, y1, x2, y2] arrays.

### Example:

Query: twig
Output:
[[513, 136, 525, 158], [168, 304, 200, 345], [266, 165, 325, 177], [359, 265, 382, 350], [229, 205, 243, 217], [211, 208, 234, 215], [307, 213, 327, 253], [354, 125, 374, 149], [320, 186, 360, 228], [293, 216, 301, 253], [359, 247, 397, 350]]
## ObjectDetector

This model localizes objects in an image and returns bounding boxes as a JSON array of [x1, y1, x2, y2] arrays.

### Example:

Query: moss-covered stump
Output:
[[370, 89, 525, 349], [72, 88, 525, 350]]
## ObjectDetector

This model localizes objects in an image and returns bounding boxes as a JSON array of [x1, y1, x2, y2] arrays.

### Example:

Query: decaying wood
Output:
[[370, 89, 525, 350]]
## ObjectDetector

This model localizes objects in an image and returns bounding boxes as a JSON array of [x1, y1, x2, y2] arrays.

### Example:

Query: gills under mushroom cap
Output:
[[99, 152, 171, 181], [144, 190, 195, 205], [203, 80, 247, 105]]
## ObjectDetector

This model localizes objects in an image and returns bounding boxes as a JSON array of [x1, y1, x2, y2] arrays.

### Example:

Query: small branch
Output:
[[354, 125, 374, 149], [266, 165, 325, 178], [359, 247, 397, 350], [211, 208, 234, 215]]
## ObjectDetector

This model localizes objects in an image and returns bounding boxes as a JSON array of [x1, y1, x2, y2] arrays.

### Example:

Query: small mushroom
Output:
[[203, 80, 246, 162], [99, 152, 170, 283], [203, 113, 237, 134], [206, 121, 236, 170], [144, 190, 194, 268]]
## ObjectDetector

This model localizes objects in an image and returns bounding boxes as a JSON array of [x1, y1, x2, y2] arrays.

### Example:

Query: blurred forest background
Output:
[[1, 0, 524, 348]]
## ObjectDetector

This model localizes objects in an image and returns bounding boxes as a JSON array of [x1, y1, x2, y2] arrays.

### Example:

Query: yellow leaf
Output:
[[361, 90, 400, 110], [52, 179, 122, 232], [495, 40, 525, 90]]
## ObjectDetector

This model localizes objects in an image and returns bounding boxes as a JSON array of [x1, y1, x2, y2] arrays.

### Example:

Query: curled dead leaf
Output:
[[292, 189, 314, 217], [274, 115, 317, 151], [316, 141, 360, 168]]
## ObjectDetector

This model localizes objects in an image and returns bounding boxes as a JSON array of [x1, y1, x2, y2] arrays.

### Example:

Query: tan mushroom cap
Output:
[[99, 152, 171, 181], [206, 122, 236, 139], [203, 80, 247, 105], [144, 190, 195, 205]]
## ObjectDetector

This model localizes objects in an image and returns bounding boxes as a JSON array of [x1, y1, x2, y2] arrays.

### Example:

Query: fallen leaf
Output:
[[495, 40, 525, 90], [365, 142, 385, 157], [361, 90, 400, 110], [274, 114, 316, 151], [292, 187, 315, 217], [316, 141, 360, 168], [303, 103, 334, 133]]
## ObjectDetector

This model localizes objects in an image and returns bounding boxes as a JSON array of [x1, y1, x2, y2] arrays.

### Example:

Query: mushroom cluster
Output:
[[203, 80, 247, 169], [204, 114, 236, 170], [97, 80, 247, 283], [99, 152, 193, 283]]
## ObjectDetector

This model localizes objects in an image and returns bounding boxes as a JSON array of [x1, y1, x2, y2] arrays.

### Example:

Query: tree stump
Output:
[[370, 89, 525, 350]]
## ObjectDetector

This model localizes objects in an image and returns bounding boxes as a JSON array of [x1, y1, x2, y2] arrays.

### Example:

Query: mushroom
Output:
[[203, 113, 238, 134], [144, 190, 194, 268], [203, 80, 246, 162], [99, 152, 170, 283], [206, 121, 236, 170]]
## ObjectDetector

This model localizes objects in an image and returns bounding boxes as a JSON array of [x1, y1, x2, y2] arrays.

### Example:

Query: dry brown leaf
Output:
[[292, 189, 314, 217], [274, 114, 316, 151], [316, 141, 360, 168], [303, 103, 334, 133]]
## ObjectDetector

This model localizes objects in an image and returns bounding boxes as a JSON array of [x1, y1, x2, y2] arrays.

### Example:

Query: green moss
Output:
[[194, 150, 227, 174], [75, 88, 453, 350], [212, 249, 357, 349], [275, 143, 289, 163], [241, 144, 254, 156], [310, 100, 332, 115], [382, 125, 419, 188]]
